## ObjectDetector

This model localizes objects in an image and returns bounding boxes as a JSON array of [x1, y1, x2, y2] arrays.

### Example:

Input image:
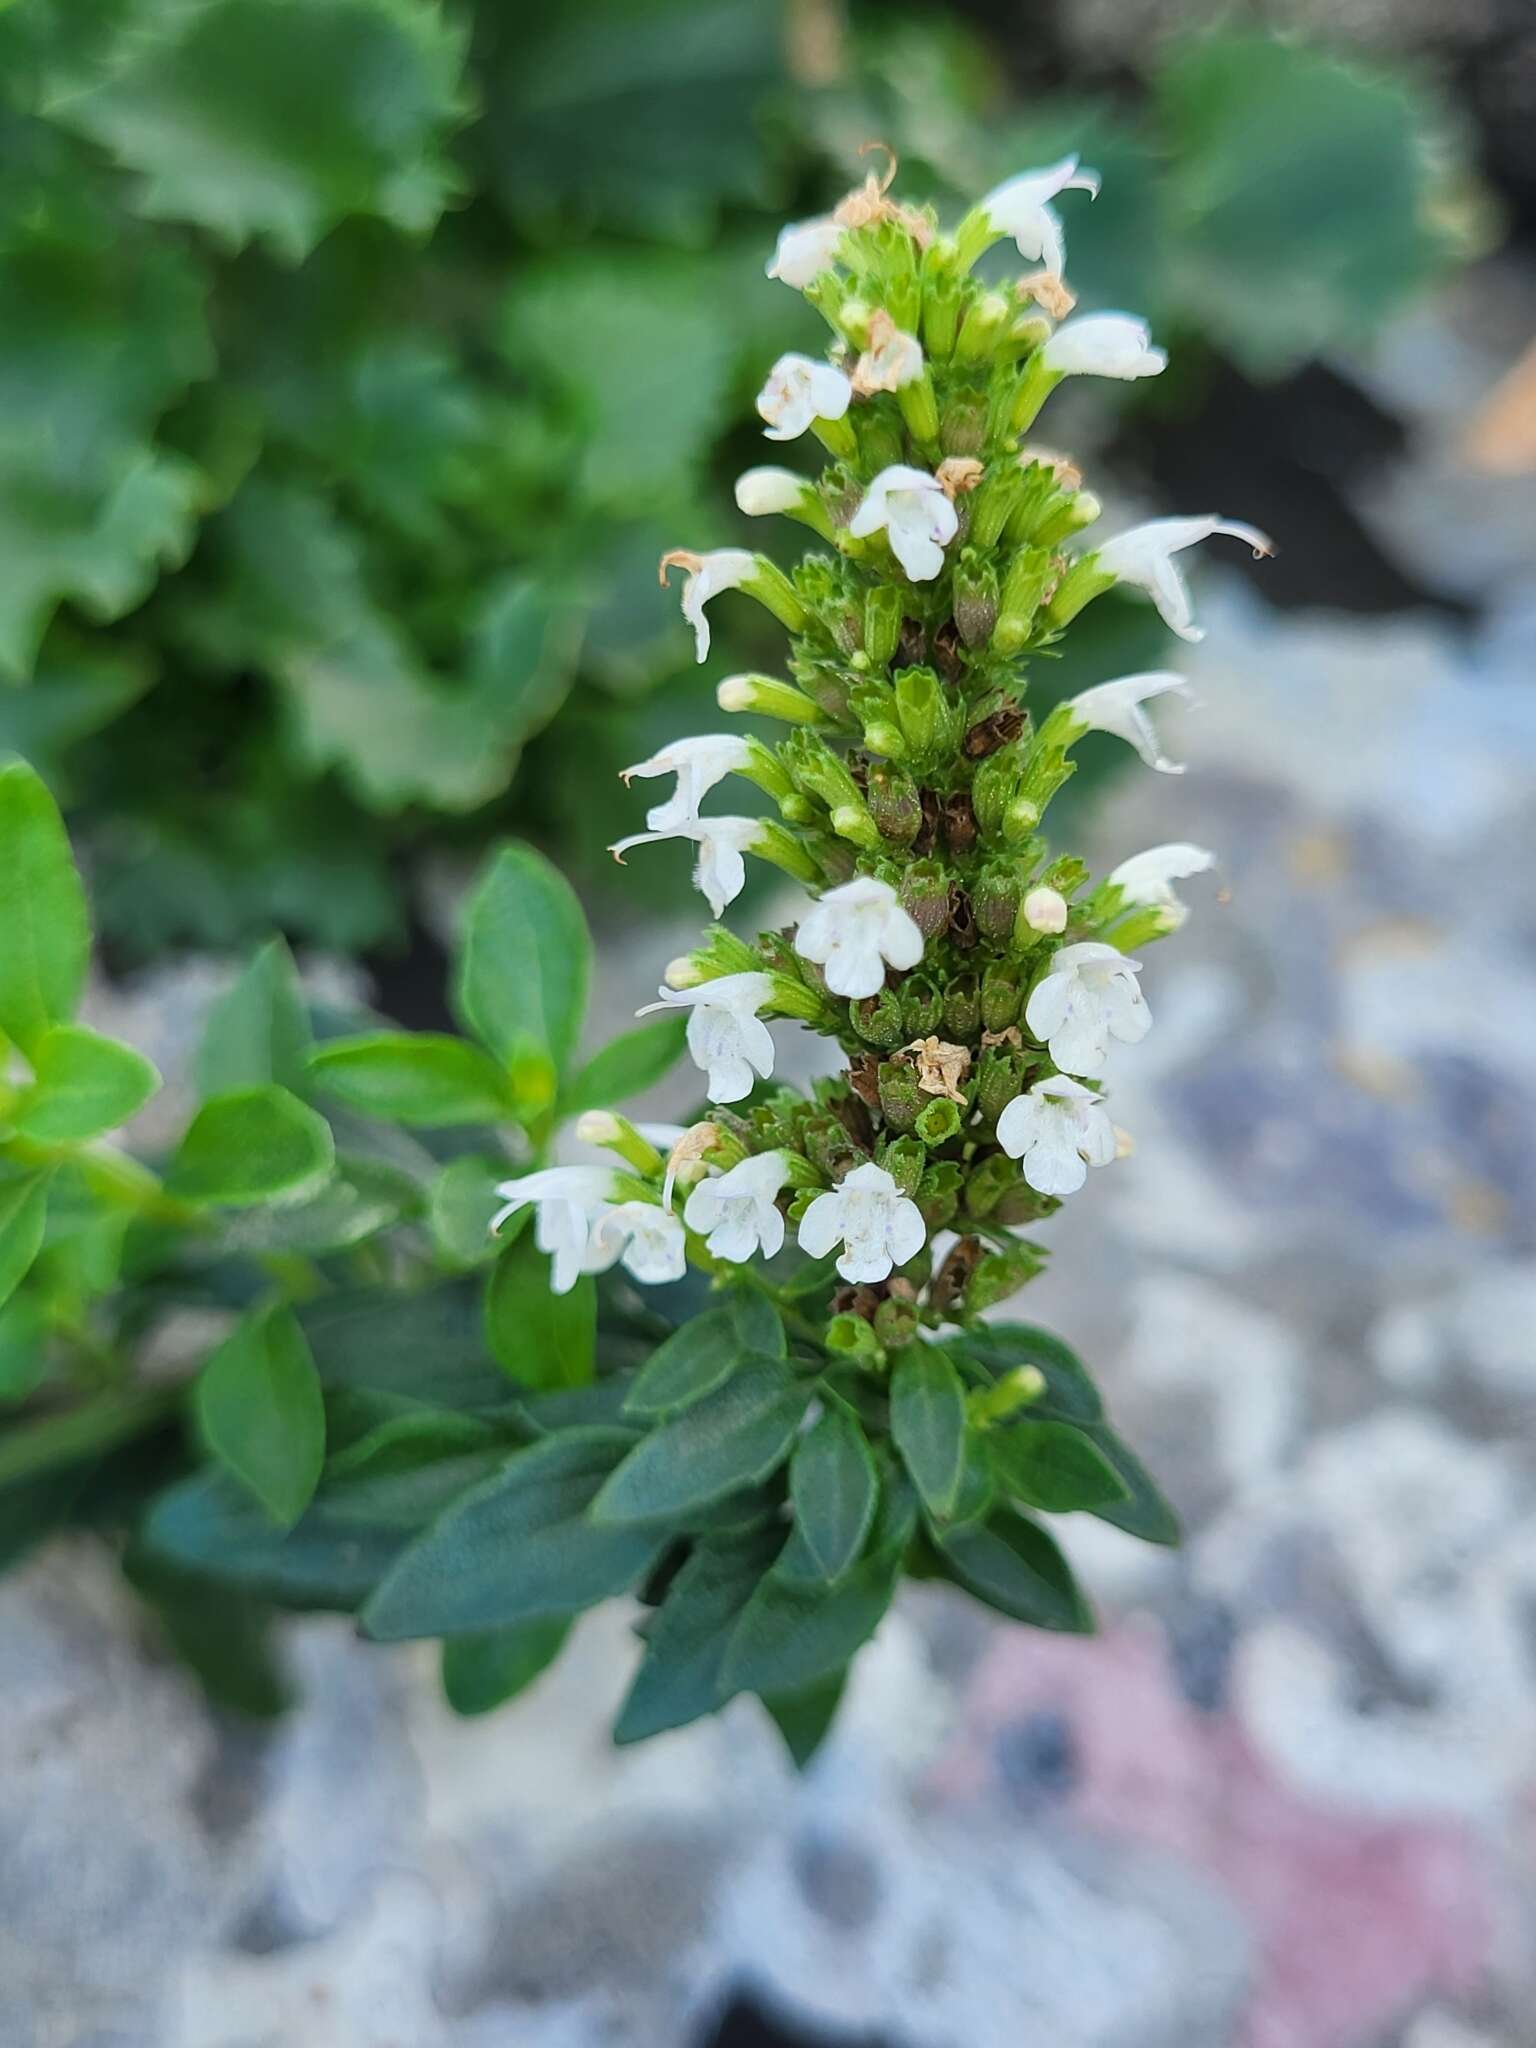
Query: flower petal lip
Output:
[[767, 216, 844, 287], [979, 154, 1100, 274], [795, 1159, 926, 1283], [1025, 941, 1150, 1077], [620, 734, 753, 833], [659, 546, 757, 662], [1108, 842, 1216, 924], [849, 465, 958, 585], [793, 875, 925, 1000], [996, 1075, 1117, 1197], [683, 1150, 790, 1261], [756, 353, 852, 441], [639, 971, 776, 1105], [1094, 517, 1275, 642], [1067, 671, 1192, 774], [610, 817, 760, 917], [1041, 312, 1167, 381]]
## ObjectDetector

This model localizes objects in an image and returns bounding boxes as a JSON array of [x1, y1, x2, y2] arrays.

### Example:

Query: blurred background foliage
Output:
[[0, 0, 1479, 973]]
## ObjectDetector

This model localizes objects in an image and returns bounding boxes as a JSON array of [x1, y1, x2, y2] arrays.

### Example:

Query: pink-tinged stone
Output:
[[930, 1621, 1495, 2048]]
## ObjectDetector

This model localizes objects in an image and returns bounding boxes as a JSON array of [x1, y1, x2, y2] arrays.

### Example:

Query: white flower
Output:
[[489, 1165, 618, 1295], [979, 155, 1100, 276], [1107, 843, 1216, 931], [848, 464, 958, 582], [797, 1160, 926, 1285], [735, 467, 809, 517], [637, 971, 776, 1104], [660, 547, 758, 662], [1042, 313, 1166, 382], [767, 216, 844, 287], [794, 875, 924, 1000], [1066, 671, 1192, 774], [620, 734, 753, 832], [756, 353, 852, 441], [1095, 516, 1275, 642], [1022, 885, 1069, 934], [590, 1201, 687, 1287], [1025, 941, 1151, 1077], [996, 1076, 1118, 1198], [683, 1150, 791, 1262], [853, 312, 924, 393], [610, 816, 764, 917]]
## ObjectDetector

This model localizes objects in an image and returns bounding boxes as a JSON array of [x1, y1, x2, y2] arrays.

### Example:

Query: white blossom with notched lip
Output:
[[767, 217, 844, 287], [661, 547, 758, 662], [794, 875, 924, 999], [1041, 312, 1166, 382], [978, 155, 1100, 276], [610, 815, 764, 917], [1107, 843, 1216, 931], [756, 353, 853, 441], [996, 1075, 1118, 1197], [1025, 941, 1151, 1076], [1095, 516, 1274, 642], [620, 734, 753, 832], [796, 1160, 926, 1284], [638, 971, 776, 1104], [489, 1166, 618, 1295], [683, 1150, 791, 1261], [1065, 671, 1193, 774], [589, 1201, 687, 1286], [848, 464, 958, 582]]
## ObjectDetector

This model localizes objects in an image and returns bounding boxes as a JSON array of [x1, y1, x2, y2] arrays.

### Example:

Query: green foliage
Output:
[[196, 1308, 326, 1527], [11, 1026, 159, 1144], [485, 1236, 596, 1392], [170, 1086, 334, 1205], [0, 760, 90, 1054]]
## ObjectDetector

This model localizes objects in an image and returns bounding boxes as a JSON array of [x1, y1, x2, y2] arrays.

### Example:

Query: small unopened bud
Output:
[[717, 672, 822, 724], [861, 718, 907, 760], [877, 1059, 923, 1133], [866, 761, 923, 845], [954, 290, 1012, 363], [851, 989, 907, 1049], [831, 802, 882, 851], [664, 955, 704, 989], [941, 975, 981, 1041], [953, 549, 999, 648], [994, 545, 1055, 657], [575, 1110, 665, 1176], [972, 862, 1022, 944], [899, 859, 951, 939], [1043, 552, 1116, 631], [970, 740, 1023, 839], [1021, 885, 1068, 934], [1033, 489, 1101, 547], [968, 1364, 1048, 1424], [864, 584, 903, 668]]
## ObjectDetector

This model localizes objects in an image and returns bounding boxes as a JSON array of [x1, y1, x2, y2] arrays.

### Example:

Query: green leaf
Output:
[[0, 1175, 50, 1312], [939, 1510, 1094, 1633], [0, 1296, 50, 1403], [441, 1619, 571, 1718], [142, 1471, 411, 1610], [309, 1032, 514, 1125], [0, 758, 90, 1055], [613, 1525, 781, 1744], [560, 1014, 687, 1118], [197, 938, 312, 1097], [169, 1084, 334, 1205], [428, 1154, 509, 1269], [362, 1427, 665, 1640], [484, 1233, 595, 1391], [1157, 30, 1449, 374], [455, 841, 589, 1077], [11, 1023, 159, 1143], [789, 1406, 878, 1584], [722, 1549, 899, 1702], [301, 1284, 510, 1410], [60, 0, 470, 261], [622, 1307, 742, 1418], [195, 1307, 326, 1528], [989, 1420, 1131, 1515], [592, 1357, 810, 1526], [729, 1288, 786, 1359], [763, 1669, 847, 1771], [1081, 1425, 1182, 1547], [890, 1345, 967, 1520], [218, 1157, 418, 1255], [951, 1323, 1104, 1423]]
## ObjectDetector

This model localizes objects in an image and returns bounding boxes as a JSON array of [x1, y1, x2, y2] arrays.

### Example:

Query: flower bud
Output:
[[878, 1135, 926, 1198], [921, 272, 963, 359], [1020, 885, 1068, 935], [1034, 489, 1102, 547], [784, 732, 862, 813], [915, 1096, 962, 1147], [866, 761, 923, 845], [900, 974, 945, 1037], [831, 802, 882, 851], [980, 961, 1023, 1032], [916, 1163, 963, 1233], [993, 544, 1055, 656], [877, 1059, 924, 1133], [850, 989, 907, 1049], [663, 954, 704, 989], [941, 974, 981, 1041], [1042, 553, 1116, 631], [954, 289, 1012, 363], [962, 1151, 1020, 1219], [864, 583, 904, 668], [975, 1047, 1025, 1123], [971, 860, 1021, 944], [968, 1364, 1048, 1424], [964, 1240, 1046, 1315], [861, 718, 907, 760], [899, 858, 952, 939], [893, 666, 941, 754], [953, 550, 999, 648], [717, 672, 823, 724], [970, 739, 1024, 839], [874, 1294, 920, 1348]]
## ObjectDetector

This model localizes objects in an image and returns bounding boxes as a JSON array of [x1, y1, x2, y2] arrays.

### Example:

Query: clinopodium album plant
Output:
[[0, 152, 1269, 1753]]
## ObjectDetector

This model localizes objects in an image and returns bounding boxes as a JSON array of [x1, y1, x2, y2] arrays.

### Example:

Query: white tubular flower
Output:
[[853, 311, 924, 394], [756, 353, 853, 441], [660, 547, 758, 662], [489, 1166, 618, 1295], [590, 1201, 687, 1287], [1025, 941, 1151, 1077], [979, 155, 1100, 275], [1042, 313, 1166, 382], [796, 1161, 926, 1285], [610, 816, 763, 917], [621, 734, 754, 832], [996, 1076, 1118, 1198], [1022, 885, 1069, 934], [767, 216, 844, 287], [735, 467, 810, 518], [1107, 843, 1216, 931], [683, 1150, 791, 1262], [848, 465, 958, 582], [794, 875, 924, 1000], [1095, 516, 1275, 642], [1066, 671, 1193, 774], [638, 971, 776, 1104]]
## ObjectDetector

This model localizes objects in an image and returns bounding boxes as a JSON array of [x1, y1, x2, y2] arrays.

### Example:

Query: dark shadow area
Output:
[[699, 1990, 894, 2048]]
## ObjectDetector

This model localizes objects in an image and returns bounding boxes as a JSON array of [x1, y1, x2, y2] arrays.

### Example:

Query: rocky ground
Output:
[[4, 266, 1535, 2048]]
